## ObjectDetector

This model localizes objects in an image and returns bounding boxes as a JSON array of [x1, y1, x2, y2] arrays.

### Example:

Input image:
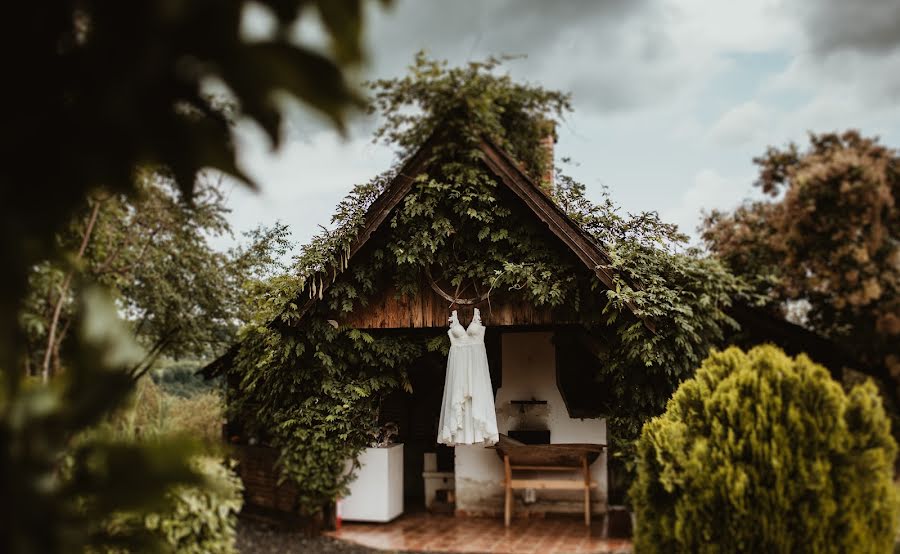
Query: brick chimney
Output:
[[538, 120, 557, 193]]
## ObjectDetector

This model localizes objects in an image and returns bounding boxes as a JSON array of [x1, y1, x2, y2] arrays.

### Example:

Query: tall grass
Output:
[[108, 376, 223, 444]]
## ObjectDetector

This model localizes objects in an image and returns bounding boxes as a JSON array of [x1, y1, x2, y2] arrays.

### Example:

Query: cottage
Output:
[[203, 123, 865, 527]]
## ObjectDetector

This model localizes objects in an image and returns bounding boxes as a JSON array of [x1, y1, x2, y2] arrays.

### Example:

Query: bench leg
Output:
[[583, 456, 590, 527], [504, 455, 512, 527], [505, 484, 512, 527], [584, 486, 590, 526]]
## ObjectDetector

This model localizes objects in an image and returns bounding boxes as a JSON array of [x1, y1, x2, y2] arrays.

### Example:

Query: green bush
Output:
[[144, 457, 243, 554], [631, 345, 900, 554], [91, 379, 240, 552], [103, 456, 243, 554]]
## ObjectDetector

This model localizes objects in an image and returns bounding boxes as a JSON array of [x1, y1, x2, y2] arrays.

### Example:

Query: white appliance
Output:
[[340, 444, 404, 522]]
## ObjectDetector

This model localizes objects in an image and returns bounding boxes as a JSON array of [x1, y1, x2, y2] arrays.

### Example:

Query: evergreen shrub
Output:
[[631, 345, 899, 553]]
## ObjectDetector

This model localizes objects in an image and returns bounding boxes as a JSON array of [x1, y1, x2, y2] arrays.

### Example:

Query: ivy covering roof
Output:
[[292, 134, 647, 324], [201, 130, 649, 378]]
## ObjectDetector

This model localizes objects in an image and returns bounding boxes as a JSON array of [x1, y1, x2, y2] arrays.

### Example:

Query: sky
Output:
[[222, 0, 900, 253]]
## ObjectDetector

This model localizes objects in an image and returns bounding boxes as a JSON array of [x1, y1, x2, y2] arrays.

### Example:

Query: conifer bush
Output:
[[631, 345, 899, 553]]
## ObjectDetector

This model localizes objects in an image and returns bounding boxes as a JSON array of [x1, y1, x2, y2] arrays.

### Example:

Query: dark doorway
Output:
[[379, 350, 453, 509], [377, 328, 502, 510]]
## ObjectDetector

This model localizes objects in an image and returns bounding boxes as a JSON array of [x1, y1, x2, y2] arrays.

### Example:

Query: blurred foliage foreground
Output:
[[6, 301, 241, 553], [2, 289, 208, 553], [0, 0, 386, 552]]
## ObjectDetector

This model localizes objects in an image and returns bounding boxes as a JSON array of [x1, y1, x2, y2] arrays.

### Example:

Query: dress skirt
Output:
[[437, 342, 499, 446]]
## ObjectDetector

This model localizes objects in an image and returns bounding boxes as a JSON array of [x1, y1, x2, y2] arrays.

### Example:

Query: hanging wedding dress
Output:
[[437, 308, 499, 446]]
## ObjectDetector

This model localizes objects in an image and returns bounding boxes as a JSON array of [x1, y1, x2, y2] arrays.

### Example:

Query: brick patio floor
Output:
[[326, 512, 633, 554]]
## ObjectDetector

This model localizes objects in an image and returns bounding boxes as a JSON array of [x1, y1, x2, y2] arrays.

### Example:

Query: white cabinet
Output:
[[339, 444, 404, 522]]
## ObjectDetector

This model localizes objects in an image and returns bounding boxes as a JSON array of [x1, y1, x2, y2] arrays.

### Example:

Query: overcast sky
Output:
[[222, 0, 900, 253]]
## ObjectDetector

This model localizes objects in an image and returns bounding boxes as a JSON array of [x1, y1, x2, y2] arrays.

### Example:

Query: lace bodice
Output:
[[447, 308, 486, 346]]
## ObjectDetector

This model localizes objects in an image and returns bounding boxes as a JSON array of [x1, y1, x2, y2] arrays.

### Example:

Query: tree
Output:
[[0, 2, 384, 551], [21, 174, 290, 381], [631, 345, 899, 553], [702, 131, 899, 396]]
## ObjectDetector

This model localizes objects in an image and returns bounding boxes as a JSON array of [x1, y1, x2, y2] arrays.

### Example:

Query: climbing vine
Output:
[[227, 54, 751, 512]]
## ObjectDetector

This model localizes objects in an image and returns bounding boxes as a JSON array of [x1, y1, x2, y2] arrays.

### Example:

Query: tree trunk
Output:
[[41, 199, 102, 383], [129, 325, 181, 380]]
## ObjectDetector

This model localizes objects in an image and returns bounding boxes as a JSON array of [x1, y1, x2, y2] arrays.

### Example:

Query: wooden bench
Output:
[[494, 438, 605, 527]]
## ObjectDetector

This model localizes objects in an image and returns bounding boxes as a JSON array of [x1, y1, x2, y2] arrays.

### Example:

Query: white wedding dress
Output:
[[437, 308, 499, 446]]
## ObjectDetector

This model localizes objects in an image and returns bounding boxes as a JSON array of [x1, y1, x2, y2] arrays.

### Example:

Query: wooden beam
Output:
[[510, 465, 585, 471], [509, 479, 598, 490]]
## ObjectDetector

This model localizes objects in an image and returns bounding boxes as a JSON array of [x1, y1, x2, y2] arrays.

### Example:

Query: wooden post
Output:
[[504, 454, 512, 527], [582, 455, 590, 526]]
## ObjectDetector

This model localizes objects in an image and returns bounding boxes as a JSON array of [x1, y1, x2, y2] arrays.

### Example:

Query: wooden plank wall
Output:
[[336, 282, 563, 329]]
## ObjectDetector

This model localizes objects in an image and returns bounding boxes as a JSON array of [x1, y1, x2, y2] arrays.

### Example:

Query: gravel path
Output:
[[236, 519, 423, 554]]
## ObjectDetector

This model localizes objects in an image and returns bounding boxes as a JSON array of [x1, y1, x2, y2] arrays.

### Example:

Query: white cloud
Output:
[[758, 0, 900, 140], [757, 50, 900, 148], [660, 0, 797, 53], [707, 101, 774, 146], [662, 168, 758, 242], [217, 121, 393, 253]]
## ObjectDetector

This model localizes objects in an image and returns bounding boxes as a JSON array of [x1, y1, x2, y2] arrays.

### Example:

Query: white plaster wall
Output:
[[455, 332, 608, 516]]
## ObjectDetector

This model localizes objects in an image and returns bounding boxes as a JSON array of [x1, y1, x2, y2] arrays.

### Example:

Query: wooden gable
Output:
[[292, 135, 648, 330]]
